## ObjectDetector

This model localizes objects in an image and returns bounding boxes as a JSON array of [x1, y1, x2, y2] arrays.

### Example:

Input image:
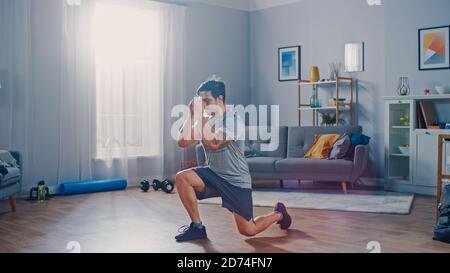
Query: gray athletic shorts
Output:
[[193, 167, 253, 221]]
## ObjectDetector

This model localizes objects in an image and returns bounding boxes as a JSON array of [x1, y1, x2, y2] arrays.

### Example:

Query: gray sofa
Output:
[[196, 126, 369, 194]]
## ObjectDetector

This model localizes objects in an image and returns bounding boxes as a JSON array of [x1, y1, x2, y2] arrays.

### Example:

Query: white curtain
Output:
[[0, 0, 33, 186], [60, 0, 186, 186], [159, 2, 186, 180], [58, 0, 96, 184], [0, 0, 185, 193]]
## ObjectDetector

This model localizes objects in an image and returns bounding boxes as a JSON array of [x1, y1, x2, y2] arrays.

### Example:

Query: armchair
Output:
[[0, 151, 22, 212]]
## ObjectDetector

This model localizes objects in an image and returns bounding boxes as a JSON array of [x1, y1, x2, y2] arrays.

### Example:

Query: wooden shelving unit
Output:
[[297, 77, 354, 127], [437, 134, 450, 221]]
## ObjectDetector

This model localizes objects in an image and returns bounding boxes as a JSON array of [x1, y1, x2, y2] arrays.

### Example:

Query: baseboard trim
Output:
[[385, 183, 437, 196], [18, 176, 158, 198], [358, 177, 385, 187]]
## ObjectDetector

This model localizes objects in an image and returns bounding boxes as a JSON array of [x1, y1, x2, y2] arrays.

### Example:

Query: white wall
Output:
[[250, 0, 386, 179], [158, 0, 251, 105], [184, 2, 250, 105], [385, 0, 450, 94]]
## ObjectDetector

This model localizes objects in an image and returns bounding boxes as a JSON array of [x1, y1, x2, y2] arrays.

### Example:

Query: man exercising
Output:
[[175, 76, 292, 242]]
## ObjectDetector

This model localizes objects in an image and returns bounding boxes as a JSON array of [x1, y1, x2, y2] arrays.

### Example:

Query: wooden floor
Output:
[[1, 182, 449, 253]]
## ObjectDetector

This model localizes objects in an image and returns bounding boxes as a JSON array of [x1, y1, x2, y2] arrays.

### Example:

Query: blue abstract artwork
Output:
[[279, 46, 300, 81]]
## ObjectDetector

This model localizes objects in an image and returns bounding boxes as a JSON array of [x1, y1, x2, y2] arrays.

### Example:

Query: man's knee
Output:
[[175, 171, 189, 188], [237, 225, 257, 237]]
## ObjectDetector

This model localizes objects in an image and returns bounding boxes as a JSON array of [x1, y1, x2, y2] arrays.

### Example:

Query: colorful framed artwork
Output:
[[278, 46, 301, 81], [419, 25, 450, 70]]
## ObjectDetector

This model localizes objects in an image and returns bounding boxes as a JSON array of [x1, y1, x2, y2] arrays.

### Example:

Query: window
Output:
[[93, 2, 161, 158]]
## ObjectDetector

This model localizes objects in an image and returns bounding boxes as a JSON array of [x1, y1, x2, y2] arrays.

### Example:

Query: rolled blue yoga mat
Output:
[[59, 178, 127, 196]]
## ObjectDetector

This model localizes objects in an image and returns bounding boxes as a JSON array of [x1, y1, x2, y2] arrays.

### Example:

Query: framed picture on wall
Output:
[[278, 46, 301, 81], [419, 25, 450, 70]]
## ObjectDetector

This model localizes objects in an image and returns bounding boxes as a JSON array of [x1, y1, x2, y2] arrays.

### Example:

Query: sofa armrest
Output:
[[351, 145, 369, 182], [195, 144, 207, 167], [7, 151, 23, 193]]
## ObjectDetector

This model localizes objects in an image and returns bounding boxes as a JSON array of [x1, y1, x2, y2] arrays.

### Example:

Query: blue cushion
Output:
[[345, 133, 371, 160], [350, 133, 371, 146]]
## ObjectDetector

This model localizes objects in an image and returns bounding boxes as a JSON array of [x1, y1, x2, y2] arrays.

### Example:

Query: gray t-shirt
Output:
[[202, 111, 252, 189]]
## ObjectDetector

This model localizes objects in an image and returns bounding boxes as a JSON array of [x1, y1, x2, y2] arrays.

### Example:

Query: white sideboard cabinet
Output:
[[384, 95, 450, 196]]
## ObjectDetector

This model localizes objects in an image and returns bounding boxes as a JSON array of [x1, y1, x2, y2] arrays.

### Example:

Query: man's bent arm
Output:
[[177, 115, 198, 148], [201, 117, 232, 151]]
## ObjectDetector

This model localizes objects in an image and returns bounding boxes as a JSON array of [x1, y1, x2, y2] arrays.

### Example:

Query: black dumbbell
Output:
[[152, 179, 175, 194], [140, 180, 150, 192]]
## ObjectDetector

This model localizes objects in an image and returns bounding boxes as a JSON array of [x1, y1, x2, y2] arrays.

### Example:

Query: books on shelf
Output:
[[418, 101, 438, 129], [416, 103, 426, 129]]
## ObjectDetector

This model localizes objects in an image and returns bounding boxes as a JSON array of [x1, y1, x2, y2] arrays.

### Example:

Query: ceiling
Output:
[[186, 0, 305, 12], [249, 0, 305, 11], [183, 0, 382, 11]]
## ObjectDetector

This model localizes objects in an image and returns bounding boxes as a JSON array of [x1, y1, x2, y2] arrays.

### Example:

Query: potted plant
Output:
[[321, 113, 346, 126], [399, 114, 410, 126]]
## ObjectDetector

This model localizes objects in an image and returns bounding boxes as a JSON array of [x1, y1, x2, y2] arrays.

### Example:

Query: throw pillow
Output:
[[351, 133, 371, 146], [305, 134, 341, 159], [345, 133, 371, 159], [329, 134, 351, 160]]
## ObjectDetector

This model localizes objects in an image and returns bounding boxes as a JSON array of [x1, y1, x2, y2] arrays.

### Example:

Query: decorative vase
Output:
[[329, 63, 341, 81], [330, 72, 336, 81], [310, 66, 320, 83], [397, 77, 410, 96], [310, 85, 320, 108]]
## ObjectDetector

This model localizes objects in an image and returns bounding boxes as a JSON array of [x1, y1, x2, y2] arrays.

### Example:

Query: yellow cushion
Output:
[[305, 134, 341, 159]]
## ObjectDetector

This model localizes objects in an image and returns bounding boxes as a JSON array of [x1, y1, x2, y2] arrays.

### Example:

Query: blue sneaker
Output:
[[175, 223, 208, 242]]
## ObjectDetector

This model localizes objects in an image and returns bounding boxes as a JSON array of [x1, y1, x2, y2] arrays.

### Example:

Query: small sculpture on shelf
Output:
[[328, 98, 347, 107]]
